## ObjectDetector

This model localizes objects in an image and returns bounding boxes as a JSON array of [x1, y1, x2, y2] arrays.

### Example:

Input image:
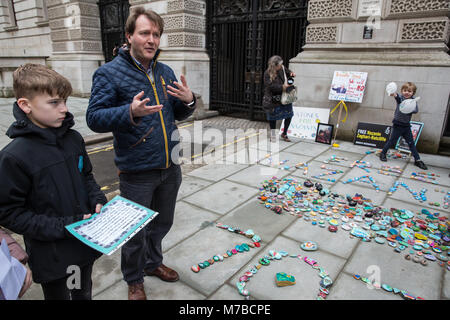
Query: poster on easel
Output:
[[395, 121, 424, 153], [328, 71, 368, 103], [280, 107, 330, 140]]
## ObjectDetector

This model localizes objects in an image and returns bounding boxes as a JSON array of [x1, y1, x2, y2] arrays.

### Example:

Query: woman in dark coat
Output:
[[262, 55, 296, 142]]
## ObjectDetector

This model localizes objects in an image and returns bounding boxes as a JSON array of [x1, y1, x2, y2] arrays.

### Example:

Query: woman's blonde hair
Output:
[[267, 55, 283, 82]]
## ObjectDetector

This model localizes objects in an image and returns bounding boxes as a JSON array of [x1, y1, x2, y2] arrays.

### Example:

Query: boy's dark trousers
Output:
[[118, 164, 182, 285], [40, 263, 94, 300], [381, 124, 420, 160]]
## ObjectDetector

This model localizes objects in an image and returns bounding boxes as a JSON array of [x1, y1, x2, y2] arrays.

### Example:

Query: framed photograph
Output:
[[315, 123, 334, 145], [395, 121, 424, 153]]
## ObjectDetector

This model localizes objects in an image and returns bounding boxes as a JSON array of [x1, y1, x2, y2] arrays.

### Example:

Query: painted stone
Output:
[[415, 233, 427, 241], [300, 241, 318, 251], [236, 282, 249, 296], [275, 272, 296, 287], [375, 237, 385, 244], [199, 263, 206, 269], [218, 254, 224, 261], [320, 276, 333, 289], [245, 229, 255, 238], [213, 255, 220, 262], [424, 254, 436, 261], [239, 275, 249, 282], [241, 243, 250, 252], [381, 284, 393, 292], [204, 261, 210, 267], [259, 258, 270, 265], [191, 265, 200, 273]]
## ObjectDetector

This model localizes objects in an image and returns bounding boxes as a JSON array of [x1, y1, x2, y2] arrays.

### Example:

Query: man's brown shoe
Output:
[[128, 283, 147, 300], [145, 264, 179, 282]]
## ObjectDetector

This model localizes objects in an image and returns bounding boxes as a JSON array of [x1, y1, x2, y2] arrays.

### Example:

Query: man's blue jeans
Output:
[[119, 164, 182, 285]]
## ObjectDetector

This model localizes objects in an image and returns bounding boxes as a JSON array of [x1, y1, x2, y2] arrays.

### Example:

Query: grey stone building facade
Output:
[[0, 0, 449, 153]]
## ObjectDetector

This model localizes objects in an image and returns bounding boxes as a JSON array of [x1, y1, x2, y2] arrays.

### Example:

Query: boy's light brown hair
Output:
[[401, 82, 417, 95], [125, 7, 164, 37], [13, 63, 72, 100]]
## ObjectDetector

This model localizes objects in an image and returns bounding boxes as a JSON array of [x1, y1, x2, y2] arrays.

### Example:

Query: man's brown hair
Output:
[[401, 82, 417, 95], [125, 7, 164, 36], [13, 64, 72, 100]]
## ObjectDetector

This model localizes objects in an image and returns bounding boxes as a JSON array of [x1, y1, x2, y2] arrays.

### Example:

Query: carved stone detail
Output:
[[167, 33, 203, 47], [400, 19, 449, 42], [306, 25, 338, 43], [308, 0, 354, 21], [164, 13, 205, 32], [168, 0, 204, 14], [389, 0, 449, 15]]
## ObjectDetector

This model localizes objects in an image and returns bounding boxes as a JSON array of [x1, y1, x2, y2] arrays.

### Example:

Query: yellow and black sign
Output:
[[354, 122, 391, 148]]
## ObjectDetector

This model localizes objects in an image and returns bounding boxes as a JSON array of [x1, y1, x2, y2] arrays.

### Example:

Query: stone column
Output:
[[130, 0, 210, 108], [290, 0, 450, 154], [46, 0, 104, 97]]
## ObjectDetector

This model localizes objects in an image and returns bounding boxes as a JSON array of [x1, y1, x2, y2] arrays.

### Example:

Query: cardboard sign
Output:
[[280, 107, 330, 140], [329, 71, 368, 103], [354, 122, 392, 148]]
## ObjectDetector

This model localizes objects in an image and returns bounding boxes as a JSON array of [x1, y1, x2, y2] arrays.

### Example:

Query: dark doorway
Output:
[[207, 0, 309, 121], [98, 0, 130, 62]]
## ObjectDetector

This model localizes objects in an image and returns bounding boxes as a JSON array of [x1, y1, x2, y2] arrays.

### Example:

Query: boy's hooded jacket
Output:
[[0, 103, 107, 283], [86, 48, 195, 172]]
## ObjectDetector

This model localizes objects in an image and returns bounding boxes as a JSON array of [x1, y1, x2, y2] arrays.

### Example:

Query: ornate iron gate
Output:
[[207, 0, 309, 121], [99, 0, 130, 62]]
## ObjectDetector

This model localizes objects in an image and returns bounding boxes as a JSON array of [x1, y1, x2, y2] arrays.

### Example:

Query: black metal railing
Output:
[[207, 0, 309, 121]]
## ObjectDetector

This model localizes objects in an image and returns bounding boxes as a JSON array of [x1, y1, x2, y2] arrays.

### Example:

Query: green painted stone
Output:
[[241, 243, 250, 251], [275, 272, 296, 287]]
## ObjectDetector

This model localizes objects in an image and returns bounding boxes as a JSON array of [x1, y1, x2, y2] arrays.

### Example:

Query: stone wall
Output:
[[290, 0, 450, 154]]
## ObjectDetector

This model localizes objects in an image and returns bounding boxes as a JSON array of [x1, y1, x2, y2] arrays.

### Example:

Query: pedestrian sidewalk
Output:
[[18, 127, 449, 300]]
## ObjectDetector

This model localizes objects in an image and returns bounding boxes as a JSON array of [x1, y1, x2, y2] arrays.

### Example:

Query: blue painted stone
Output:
[[375, 237, 385, 244], [382, 284, 393, 292], [393, 288, 401, 294], [424, 254, 436, 261]]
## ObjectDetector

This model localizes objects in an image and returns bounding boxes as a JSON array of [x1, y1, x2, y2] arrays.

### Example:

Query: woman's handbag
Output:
[[281, 65, 297, 105]]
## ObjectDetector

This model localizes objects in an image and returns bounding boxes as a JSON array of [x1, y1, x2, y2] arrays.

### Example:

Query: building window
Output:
[[4, 0, 18, 31]]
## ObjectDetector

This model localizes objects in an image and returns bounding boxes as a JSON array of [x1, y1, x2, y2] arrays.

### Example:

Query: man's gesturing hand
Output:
[[167, 75, 194, 104], [131, 91, 163, 118]]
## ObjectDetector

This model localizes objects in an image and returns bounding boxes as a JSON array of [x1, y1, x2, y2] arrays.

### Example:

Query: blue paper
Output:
[[66, 195, 159, 255]]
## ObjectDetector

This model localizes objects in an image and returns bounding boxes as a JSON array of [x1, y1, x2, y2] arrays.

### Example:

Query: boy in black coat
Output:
[[0, 64, 107, 300]]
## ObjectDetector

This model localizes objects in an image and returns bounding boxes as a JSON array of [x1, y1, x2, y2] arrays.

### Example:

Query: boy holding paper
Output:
[[0, 64, 107, 300]]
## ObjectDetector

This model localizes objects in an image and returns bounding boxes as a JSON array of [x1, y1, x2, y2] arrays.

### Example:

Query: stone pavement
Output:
[[1, 97, 449, 301], [20, 133, 450, 301]]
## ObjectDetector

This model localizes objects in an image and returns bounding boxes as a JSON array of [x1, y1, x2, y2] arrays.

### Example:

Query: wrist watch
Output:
[[185, 97, 196, 107]]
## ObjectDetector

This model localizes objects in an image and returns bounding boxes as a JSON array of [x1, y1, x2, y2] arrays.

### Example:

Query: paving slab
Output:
[[400, 163, 450, 188], [303, 160, 349, 183], [163, 225, 264, 296], [361, 152, 411, 170], [177, 175, 214, 201], [343, 239, 443, 300], [226, 164, 291, 188], [314, 149, 365, 168], [228, 236, 347, 300], [331, 141, 375, 155], [219, 198, 296, 244], [183, 180, 258, 215], [329, 273, 403, 300], [331, 181, 387, 206], [256, 151, 313, 173], [282, 141, 331, 157], [282, 218, 361, 259], [186, 162, 249, 182], [340, 166, 398, 192], [163, 201, 221, 251], [387, 177, 450, 213]]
